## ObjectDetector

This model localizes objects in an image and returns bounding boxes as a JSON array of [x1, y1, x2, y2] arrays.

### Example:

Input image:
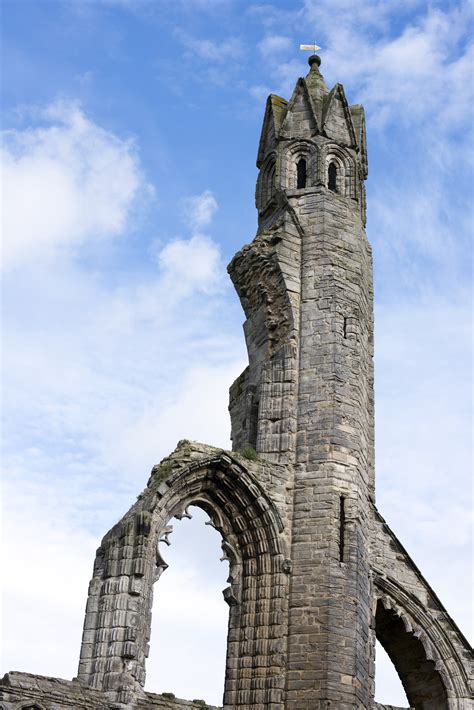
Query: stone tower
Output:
[[227, 53, 374, 707], [1, 56, 472, 710]]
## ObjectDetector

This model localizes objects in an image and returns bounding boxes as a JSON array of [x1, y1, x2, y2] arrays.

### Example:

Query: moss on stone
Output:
[[242, 446, 258, 461]]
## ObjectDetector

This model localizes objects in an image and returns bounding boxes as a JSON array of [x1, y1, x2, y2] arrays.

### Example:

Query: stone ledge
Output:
[[0, 672, 411, 710], [0, 672, 220, 710]]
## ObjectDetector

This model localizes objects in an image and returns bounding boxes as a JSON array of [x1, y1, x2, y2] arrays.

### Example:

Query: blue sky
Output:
[[1, 0, 472, 706]]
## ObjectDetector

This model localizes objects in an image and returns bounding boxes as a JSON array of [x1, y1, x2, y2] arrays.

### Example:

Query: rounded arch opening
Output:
[[146, 504, 230, 705], [375, 599, 449, 709], [324, 143, 356, 198], [281, 140, 318, 191], [325, 153, 346, 195]]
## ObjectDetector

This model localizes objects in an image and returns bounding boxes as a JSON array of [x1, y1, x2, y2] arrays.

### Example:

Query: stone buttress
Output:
[[1, 56, 472, 710]]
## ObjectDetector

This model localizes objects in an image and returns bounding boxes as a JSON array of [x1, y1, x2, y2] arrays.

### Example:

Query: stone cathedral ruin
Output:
[[1, 55, 472, 710]]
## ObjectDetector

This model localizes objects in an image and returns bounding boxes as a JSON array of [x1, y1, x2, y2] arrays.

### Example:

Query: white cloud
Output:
[[0, 100, 151, 271], [258, 34, 291, 58], [249, 83, 272, 102], [182, 189, 218, 230], [182, 36, 244, 62], [302, 1, 473, 131], [158, 234, 225, 295], [1, 478, 98, 678]]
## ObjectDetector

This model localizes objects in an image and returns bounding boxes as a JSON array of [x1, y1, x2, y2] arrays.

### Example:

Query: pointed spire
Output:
[[304, 54, 329, 126], [305, 55, 328, 94]]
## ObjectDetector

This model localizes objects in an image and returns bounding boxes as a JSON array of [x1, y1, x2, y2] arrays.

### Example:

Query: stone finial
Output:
[[308, 53, 321, 68]]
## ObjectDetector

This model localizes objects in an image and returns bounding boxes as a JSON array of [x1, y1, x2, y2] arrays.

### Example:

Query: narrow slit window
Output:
[[343, 316, 348, 339], [339, 495, 346, 562], [297, 158, 307, 189], [328, 162, 338, 192]]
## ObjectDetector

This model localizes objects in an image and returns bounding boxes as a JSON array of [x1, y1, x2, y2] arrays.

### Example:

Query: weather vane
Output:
[[300, 41, 321, 54]]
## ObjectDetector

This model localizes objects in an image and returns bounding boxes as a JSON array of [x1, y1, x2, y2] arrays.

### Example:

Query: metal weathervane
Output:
[[300, 42, 321, 53]]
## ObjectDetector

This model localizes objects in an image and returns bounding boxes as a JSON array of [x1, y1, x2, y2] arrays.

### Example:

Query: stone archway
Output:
[[374, 575, 472, 710], [77, 446, 289, 708], [376, 599, 448, 709]]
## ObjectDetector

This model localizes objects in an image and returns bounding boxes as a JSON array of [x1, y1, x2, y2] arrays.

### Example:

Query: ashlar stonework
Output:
[[1, 55, 472, 710]]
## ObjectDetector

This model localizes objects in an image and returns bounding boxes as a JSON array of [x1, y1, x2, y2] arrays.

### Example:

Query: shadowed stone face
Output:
[[1, 57, 472, 710]]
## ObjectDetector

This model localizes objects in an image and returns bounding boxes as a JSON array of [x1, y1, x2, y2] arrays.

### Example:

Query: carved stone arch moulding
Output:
[[280, 139, 319, 191], [256, 152, 277, 214], [77, 450, 288, 708], [374, 575, 472, 709], [323, 141, 356, 199]]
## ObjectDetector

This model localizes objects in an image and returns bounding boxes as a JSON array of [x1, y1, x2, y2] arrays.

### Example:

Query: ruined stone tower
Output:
[[1, 56, 472, 710], [227, 52, 375, 707]]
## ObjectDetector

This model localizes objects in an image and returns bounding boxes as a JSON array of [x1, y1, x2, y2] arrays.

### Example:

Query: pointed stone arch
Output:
[[256, 94, 288, 169], [279, 78, 319, 139], [374, 576, 472, 709], [77, 446, 288, 708], [350, 103, 368, 180], [322, 83, 357, 148]]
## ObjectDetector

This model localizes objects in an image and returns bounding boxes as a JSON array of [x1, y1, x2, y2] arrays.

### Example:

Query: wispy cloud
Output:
[[258, 34, 291, 58], [1, 100, 152, 271], [302, 0, 474, 131], [182, 189, 218, 230], [180, 34, 245, 63]]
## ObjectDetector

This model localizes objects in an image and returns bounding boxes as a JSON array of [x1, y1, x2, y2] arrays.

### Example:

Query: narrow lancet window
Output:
[[297, 158, 307, 189], [328, 161, 338, 192], [339, 495, 346, 562]]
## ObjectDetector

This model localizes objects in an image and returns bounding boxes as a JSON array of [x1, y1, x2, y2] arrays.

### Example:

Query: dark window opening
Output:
[[297, 158, 307, 189], [328, 162, 338, 192], [339, 495, 346, 562], [343, 316, 348, 339], [248, 394, 259, 450]]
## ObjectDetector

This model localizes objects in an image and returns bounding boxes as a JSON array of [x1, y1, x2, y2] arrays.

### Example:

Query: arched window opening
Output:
[[375, 639, 409, 707], [296, 158, 307, 189], [328, 161, 338, 192], [376, 599, 448, 709], [146, 505, 230, 706]]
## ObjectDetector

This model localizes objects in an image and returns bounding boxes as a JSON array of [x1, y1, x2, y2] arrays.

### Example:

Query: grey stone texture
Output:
[[0, 671, 220, 709], [1, 58, 472, 710]]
